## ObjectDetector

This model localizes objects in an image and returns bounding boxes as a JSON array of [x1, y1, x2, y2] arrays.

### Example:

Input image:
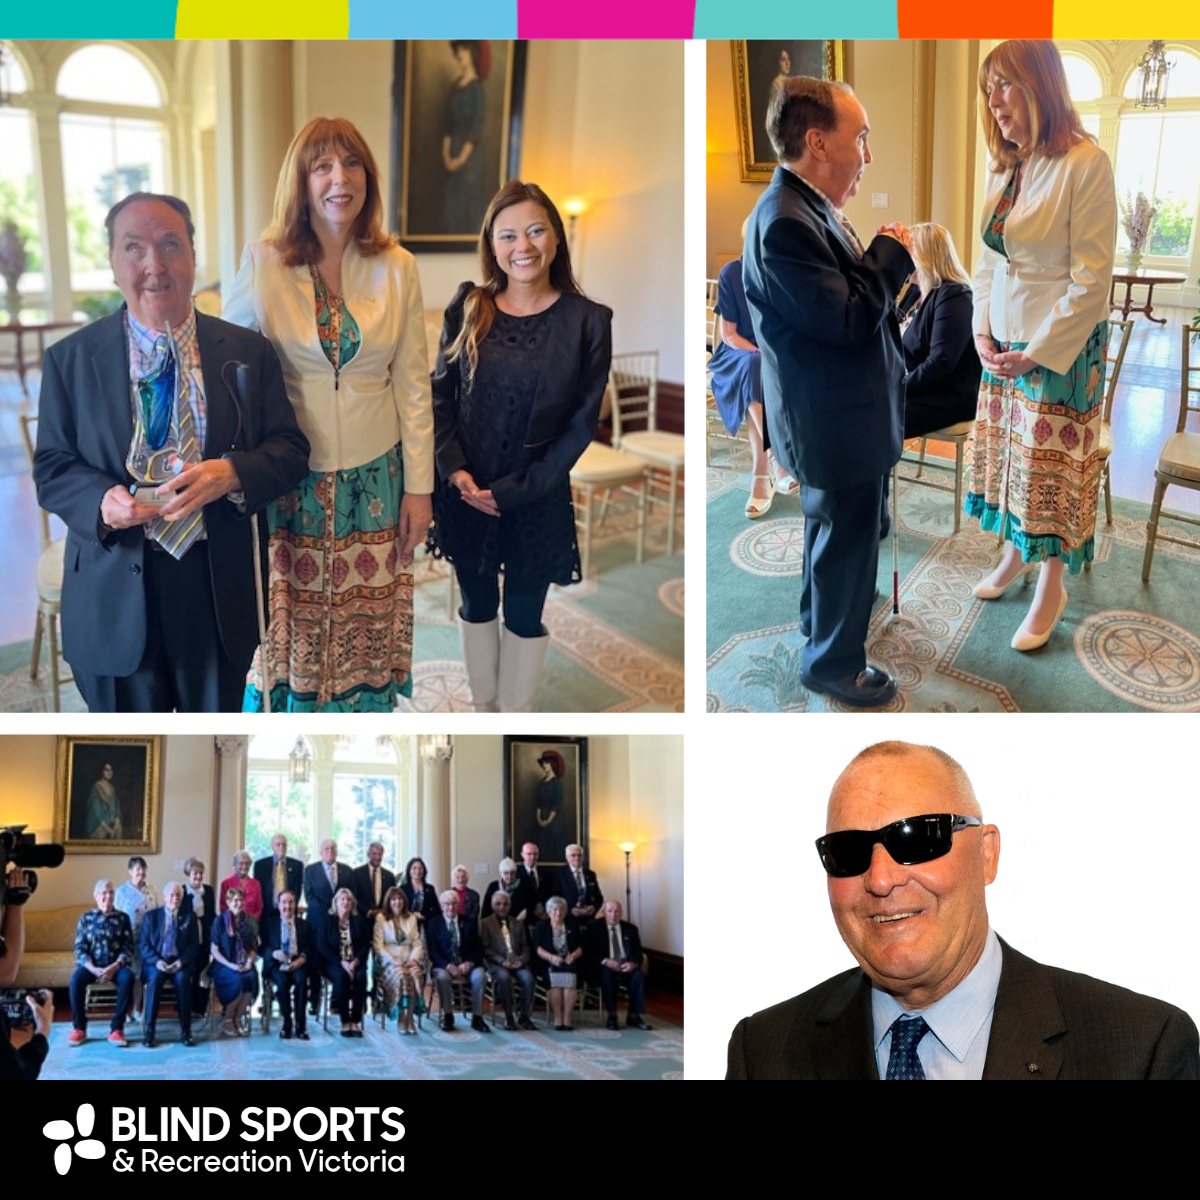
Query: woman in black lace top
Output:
[[429, 181, 612, 712]]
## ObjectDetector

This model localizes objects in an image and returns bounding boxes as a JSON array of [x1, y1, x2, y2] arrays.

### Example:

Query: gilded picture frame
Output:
[[55, 736, 162, 854], [732, 40, 846, 182]]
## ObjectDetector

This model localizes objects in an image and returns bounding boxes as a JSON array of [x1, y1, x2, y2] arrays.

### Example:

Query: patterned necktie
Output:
[[449, 918, 460, 961], [837, 211, 865, 258], [886, 1015, 930, 1080], [163, 913, 176, 959], [145, 331, 204, 559]]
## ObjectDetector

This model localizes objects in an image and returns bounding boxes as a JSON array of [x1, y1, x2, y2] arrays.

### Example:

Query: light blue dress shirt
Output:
[[872, 926, 1002, 1080]]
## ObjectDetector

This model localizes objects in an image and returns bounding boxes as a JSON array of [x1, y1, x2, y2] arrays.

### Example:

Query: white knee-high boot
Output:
[[497, 624, 550, 713], [458, 614, 500, 712]]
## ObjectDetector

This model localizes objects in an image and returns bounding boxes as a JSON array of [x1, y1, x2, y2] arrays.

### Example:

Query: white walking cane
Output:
[[229, 363, 271, 713]]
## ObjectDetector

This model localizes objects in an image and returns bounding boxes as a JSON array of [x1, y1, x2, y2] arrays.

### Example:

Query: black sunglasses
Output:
[[815, 813, 982, 878]]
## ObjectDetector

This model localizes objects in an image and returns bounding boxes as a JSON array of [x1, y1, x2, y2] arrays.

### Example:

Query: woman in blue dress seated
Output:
[[210, 886, 259, 1037], [708, 221, 797, 518]]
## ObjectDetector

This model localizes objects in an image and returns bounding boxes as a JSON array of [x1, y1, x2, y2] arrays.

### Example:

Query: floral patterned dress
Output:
[[244, 268, 414, 711], [965, 169, 1107, 574]]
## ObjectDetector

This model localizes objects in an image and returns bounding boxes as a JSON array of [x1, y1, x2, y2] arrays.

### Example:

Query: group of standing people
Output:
[[728, 38, 1115, 706], [34, 108, 612, 714]]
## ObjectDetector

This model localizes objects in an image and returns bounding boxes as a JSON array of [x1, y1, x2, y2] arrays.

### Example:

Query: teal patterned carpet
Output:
[[707, 449, 1200, 713]]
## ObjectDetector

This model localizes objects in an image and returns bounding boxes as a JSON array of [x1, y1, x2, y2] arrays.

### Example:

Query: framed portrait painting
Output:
[[503, 736, 588, 869], [732, 40, 846, 182], [392, 39, 528, 251], [55, 736, 162, 853]]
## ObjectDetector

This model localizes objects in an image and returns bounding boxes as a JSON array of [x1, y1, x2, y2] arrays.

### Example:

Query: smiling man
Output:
[[34, 192, 309, 712], [727, 742, 1199, 1080]]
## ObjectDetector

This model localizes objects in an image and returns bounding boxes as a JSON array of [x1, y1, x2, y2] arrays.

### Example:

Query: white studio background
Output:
[[685, 712, 1198, 1079]]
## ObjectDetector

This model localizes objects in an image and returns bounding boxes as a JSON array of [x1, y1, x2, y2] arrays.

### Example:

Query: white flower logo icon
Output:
[[43, 1103, 106, 1175]]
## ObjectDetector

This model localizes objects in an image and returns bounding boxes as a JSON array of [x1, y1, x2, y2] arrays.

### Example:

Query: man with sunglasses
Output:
[[728, 741, 1198, 1080], [34, 192, 309, 711]]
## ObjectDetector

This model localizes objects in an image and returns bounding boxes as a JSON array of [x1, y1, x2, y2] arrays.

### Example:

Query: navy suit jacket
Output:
[[727, 936, 1200, 1080], [254, 855, 305, 910], [139, 906, 200, 973], [426, 912, 484, 970], [742, 167, 913, 491], [33, 307, 309, 676]]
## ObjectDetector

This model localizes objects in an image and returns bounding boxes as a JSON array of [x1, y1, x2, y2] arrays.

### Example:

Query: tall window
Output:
[[56, 45, 168, 293], [1061, 52, 1102, 139], [1116, 47, 1200, 261], [246, 735, 414, 870], [0, 44, 44, 296]]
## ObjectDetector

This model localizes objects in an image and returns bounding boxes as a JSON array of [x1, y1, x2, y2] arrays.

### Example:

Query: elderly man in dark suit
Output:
[[728, 742, 1200, 1079], [742, 78, 913, 708], [557, 843, 602, 925], [33, 192, 309, 713], [427, 890, 489, 1034], [139, 880, 200, 1047], [254, 834, 304, 913], [262, 890, 312, 1040], [588, 900, 650, 1031]]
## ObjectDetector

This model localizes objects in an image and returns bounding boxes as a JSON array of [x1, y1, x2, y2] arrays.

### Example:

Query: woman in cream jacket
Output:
[[225, 117, 433, 710], [966, 40, 1116, 652]]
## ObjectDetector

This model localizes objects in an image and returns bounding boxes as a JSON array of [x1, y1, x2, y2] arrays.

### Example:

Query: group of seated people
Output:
[[66, 835, 651, 1046]]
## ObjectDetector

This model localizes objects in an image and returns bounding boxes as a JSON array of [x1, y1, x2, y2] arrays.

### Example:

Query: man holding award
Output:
[[34, 193, 308, 712]]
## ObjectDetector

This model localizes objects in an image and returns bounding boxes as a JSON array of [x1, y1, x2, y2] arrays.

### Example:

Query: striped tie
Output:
[[146, 327, 204, 559]]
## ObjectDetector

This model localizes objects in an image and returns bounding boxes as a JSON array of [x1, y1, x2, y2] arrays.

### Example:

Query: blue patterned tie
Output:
[[886, 1015, 930, 1080]]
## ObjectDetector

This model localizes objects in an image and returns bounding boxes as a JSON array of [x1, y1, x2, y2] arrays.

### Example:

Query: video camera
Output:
[[0, 987, 49, 1029], [0, 825, 65, 907]]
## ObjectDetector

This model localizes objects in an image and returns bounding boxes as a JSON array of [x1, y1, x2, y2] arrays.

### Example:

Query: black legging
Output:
[[457, 571, 551, 639]]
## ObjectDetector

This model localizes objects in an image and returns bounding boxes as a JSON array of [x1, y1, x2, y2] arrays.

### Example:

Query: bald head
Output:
[[828, 742, 980, 832]]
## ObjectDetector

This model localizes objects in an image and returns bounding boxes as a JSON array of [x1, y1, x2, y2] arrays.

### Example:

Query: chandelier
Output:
[[1135, 41, 1172, 109]]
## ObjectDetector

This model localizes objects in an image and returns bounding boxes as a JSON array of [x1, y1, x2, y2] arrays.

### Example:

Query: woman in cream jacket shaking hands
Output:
[[226, 117, 434, 711], [966, 40, 1116, 653]]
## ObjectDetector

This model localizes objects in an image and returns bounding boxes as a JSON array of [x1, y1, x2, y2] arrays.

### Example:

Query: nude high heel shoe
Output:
[[1011, 586, 1068, 652], [973, 561, 1036, 600]]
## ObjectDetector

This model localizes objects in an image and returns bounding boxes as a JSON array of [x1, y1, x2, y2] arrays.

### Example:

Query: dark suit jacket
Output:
[[254, 855, 305, 910], [138, 906, 199, 973], [727, 936, 1200, 1080], [33, 307, 310, 676], [351, 863, 397, 918], [556, 866, 603, 918], [263, 912, 314, 965], [302, 861, 354, 926], [426, 912, 484, 971], [317, 915, 371, 971], [586, 919, 643, 971], [742, 167, 913, 491], [901, 281, 981, 420], [432, 283, 613, 511]]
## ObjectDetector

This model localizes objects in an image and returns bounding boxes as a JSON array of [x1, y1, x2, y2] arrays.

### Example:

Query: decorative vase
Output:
[[1125, 249, 1143, 274]]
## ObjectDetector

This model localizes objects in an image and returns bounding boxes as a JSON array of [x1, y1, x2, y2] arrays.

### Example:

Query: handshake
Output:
[[876, 221, 914, 253]]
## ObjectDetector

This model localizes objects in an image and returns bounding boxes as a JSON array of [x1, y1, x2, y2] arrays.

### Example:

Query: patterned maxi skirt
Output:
[[964, 321, 1107, 575], [243, 444, 414, 712]]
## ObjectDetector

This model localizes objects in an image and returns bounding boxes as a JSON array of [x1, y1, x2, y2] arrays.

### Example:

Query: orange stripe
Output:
[[897, 0, 1054, 36]]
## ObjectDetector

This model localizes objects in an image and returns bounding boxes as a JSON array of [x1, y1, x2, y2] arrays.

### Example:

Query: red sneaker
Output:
[[68, 1028, 86, 1046], [107, 1030, 128, 1048]]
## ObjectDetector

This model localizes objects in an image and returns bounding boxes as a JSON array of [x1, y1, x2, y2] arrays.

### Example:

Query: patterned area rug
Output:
[[707, 449, 1200, 712], [0, 521, 683, 714], [36, 1014, 683, 1081]]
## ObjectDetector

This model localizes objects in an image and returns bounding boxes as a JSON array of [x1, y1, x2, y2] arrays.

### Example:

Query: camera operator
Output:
[[1, 866, 52, 1080]]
